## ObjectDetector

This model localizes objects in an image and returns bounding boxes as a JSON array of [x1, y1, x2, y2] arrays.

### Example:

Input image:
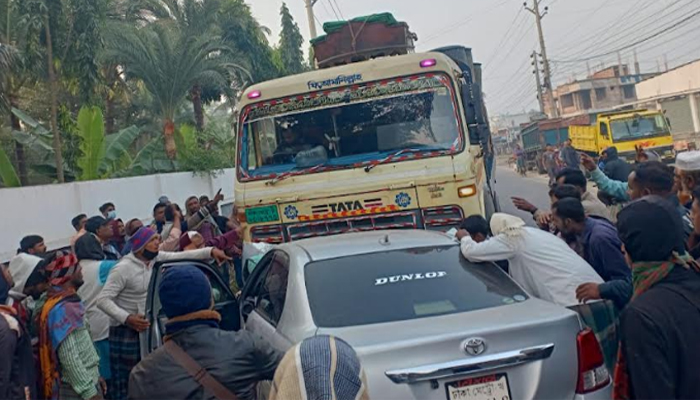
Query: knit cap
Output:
[[158, 265, 212, 319], [128, 227, 157, 254]]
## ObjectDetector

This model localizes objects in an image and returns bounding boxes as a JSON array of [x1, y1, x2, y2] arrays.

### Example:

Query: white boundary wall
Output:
[[0, 169, 235, 262]]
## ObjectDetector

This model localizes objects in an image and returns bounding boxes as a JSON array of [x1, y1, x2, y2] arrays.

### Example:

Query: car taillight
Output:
[[576, 328, 610, 394]]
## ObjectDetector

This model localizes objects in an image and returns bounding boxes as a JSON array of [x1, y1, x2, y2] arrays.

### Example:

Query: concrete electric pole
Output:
[[532, 51, 545, 115], [304, 0, 319, 39], [525, 0, 558, 117]]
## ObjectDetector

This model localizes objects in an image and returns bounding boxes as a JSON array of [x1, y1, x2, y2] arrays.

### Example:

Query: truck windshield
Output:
[[610, 114, 669, 142], [239, 74, 461, 179]]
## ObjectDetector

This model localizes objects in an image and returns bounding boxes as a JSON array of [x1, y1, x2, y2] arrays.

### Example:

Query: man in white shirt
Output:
[[457, 213, 603, 307], [96, 227, 230, 400]]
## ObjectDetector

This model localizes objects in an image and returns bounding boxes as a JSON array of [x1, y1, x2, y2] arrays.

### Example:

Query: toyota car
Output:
[[142, 230, 611, 400]]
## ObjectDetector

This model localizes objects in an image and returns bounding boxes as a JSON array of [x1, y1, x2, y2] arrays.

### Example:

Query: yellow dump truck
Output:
[[570, 110, 674, 162], [233, 14, 498, 243]]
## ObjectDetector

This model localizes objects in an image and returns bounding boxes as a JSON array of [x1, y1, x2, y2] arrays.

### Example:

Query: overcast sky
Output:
[[248, 0, 700, 115]]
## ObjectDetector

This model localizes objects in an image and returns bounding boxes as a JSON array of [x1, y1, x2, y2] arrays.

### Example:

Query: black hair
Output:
[[99, 202, 115, 213], [71, 214, 87, 230], [199, 195, 210, 204], [85, 216, 109, 234], [552, 184, 582, 201], [164, 204, 180, 222], [460, 215, 490, 236], [153, 202, 167, 213], [552, 198, 586, 223], [555, 168, 587, 190], [19, 235, 43, 253], [617, 196, 685, 262], [634, 161, 673, 195]]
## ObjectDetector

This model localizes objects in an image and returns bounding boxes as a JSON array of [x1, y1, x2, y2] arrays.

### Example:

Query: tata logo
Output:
[[329, 200, 364, 213], [464, 338, 487, 356]]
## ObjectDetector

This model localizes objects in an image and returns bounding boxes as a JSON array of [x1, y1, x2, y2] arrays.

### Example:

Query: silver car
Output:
[[143, 230, 612, 400]]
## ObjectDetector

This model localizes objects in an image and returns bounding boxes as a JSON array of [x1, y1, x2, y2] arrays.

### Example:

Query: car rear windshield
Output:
[[304, 245, 527, 328]]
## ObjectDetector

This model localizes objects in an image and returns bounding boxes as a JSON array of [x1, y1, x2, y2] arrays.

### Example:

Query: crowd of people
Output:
[[458, 146, 700, 399], [512, 138, 581, 180], [0, 192, 373, 400], [3, 144, 700, 399]]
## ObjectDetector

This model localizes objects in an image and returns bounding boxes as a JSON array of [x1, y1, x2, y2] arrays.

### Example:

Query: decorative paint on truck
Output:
[[234, 52, 496, 243]]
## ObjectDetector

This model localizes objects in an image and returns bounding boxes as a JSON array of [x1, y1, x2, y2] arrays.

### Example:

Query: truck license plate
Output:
[[445, 374, 511, 400], [245, 205, 279, 224]]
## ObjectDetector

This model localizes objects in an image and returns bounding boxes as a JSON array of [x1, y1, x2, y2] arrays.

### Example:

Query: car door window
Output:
[[255, 251, 290, 326]]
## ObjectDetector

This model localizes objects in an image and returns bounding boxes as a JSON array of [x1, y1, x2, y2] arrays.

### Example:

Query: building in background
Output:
[[550, 65, 657, 117], [634, 59, 700, 150], [490, 111, 544, 154]]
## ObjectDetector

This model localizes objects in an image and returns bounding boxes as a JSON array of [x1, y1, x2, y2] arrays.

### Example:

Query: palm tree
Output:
[[104, 21, 241, 159]]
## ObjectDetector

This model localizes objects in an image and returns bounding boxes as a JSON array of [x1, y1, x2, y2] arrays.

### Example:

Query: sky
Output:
[[248, 0, 700, 116]]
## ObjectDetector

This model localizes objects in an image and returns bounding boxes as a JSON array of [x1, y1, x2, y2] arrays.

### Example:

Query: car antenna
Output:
[[379, 234, 391, 246]]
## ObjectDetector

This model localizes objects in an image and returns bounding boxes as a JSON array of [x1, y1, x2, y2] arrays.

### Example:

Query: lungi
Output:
[[108, 325, 140, 400]]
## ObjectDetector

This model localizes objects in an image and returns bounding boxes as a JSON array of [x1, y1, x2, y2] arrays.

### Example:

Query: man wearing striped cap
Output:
[[36, 253, 106, 400]]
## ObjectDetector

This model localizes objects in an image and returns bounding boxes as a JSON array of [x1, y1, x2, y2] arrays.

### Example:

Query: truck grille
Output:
[[423, 205, 464, 230], [287, 211, 420, 241], [250, 206, 464, 243]]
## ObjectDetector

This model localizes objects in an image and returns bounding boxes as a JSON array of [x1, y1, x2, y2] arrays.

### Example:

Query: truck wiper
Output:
[[266, 163, 329, 186], [364, 147, 446, 173]]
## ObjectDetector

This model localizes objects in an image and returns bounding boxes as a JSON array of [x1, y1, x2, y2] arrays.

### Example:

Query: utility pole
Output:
[[532, 51, 545, 114], [633, 49, 640, 75], [525, 0, 558, 117], [304, 0, 319, 39]]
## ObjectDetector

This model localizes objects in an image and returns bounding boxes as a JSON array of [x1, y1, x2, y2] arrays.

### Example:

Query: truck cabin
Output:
[[599, 112, 671, 143]]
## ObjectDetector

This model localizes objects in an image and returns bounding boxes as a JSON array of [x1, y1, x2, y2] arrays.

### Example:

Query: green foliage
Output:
[[0, 145, 21, 187], [76, 105, 105, 180], [178, 118, 235, 176], [10, 106, 143, 180], [278, 2, 305, 75]]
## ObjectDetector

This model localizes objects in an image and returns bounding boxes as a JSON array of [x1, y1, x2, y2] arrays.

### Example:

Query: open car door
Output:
[[140, 260, 240, 358]]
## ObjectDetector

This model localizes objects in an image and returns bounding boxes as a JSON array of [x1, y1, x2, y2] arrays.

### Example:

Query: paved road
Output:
[[492, 166, 551, 226]]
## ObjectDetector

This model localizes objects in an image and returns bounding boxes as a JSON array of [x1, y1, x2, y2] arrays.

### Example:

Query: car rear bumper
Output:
[[575, 381, 613, 400]]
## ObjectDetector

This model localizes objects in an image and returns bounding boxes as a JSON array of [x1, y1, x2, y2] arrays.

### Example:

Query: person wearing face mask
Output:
[[96, 227, 231, 400], [99, 202, 117, 221]]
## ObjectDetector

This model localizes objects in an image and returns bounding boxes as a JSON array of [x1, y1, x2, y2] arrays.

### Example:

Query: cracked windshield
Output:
[[241, 75, 460, 177]]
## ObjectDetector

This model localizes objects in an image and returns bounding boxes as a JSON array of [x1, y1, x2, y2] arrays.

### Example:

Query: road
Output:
[[492, 165, 551, 226]]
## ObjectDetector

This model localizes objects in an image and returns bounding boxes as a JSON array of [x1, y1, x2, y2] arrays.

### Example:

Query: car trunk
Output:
[[318, 300, 582, 400]]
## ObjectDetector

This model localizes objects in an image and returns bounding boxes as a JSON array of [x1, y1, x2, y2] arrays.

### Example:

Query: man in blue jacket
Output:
[[551, 198, 632, 309], [582, 154, 693, 239]]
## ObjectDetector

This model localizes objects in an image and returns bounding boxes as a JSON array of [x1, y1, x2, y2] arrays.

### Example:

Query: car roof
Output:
[[281, 230, 458, 261]]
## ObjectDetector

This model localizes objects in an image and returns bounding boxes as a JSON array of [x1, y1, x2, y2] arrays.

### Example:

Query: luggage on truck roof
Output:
[[311, 12, 417, 69]]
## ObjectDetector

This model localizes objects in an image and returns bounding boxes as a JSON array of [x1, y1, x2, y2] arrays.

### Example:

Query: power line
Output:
[[325, 0, 341, 20], [420, 0, 511, 45], [553, 8, 700, 63], [483, 8, 526, 67]]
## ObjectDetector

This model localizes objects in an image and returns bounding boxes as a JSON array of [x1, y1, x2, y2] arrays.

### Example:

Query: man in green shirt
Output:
[[37, 253, 105, 400]]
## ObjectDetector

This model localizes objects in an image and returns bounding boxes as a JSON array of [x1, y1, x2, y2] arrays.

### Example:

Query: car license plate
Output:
[[445, 374, 511, 400]]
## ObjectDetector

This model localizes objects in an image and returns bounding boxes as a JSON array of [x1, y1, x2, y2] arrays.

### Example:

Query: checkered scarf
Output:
[[46, 254, 79, 286]]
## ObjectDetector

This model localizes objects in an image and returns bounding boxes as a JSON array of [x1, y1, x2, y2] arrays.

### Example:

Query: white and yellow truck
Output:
[[234, 13, 498, 243]]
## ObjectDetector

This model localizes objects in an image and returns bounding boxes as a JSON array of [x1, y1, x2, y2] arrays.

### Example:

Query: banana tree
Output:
[[10, 106, 143, 180], [0, 143, 21, 187]]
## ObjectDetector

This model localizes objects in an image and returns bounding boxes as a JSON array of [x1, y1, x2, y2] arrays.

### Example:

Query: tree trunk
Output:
[[104, 65, 118, 134], [191, 85, 204, 132], [44, 12, 65, 183], [105, 93, 115, 134], [9, 99, 28, 185], [163, 119, 177, 160]]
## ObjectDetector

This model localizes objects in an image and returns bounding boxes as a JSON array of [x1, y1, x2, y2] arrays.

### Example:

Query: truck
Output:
[[569, 109, 674, 162], [233, 13, 498, 243], [520, 114, 592, 172]]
